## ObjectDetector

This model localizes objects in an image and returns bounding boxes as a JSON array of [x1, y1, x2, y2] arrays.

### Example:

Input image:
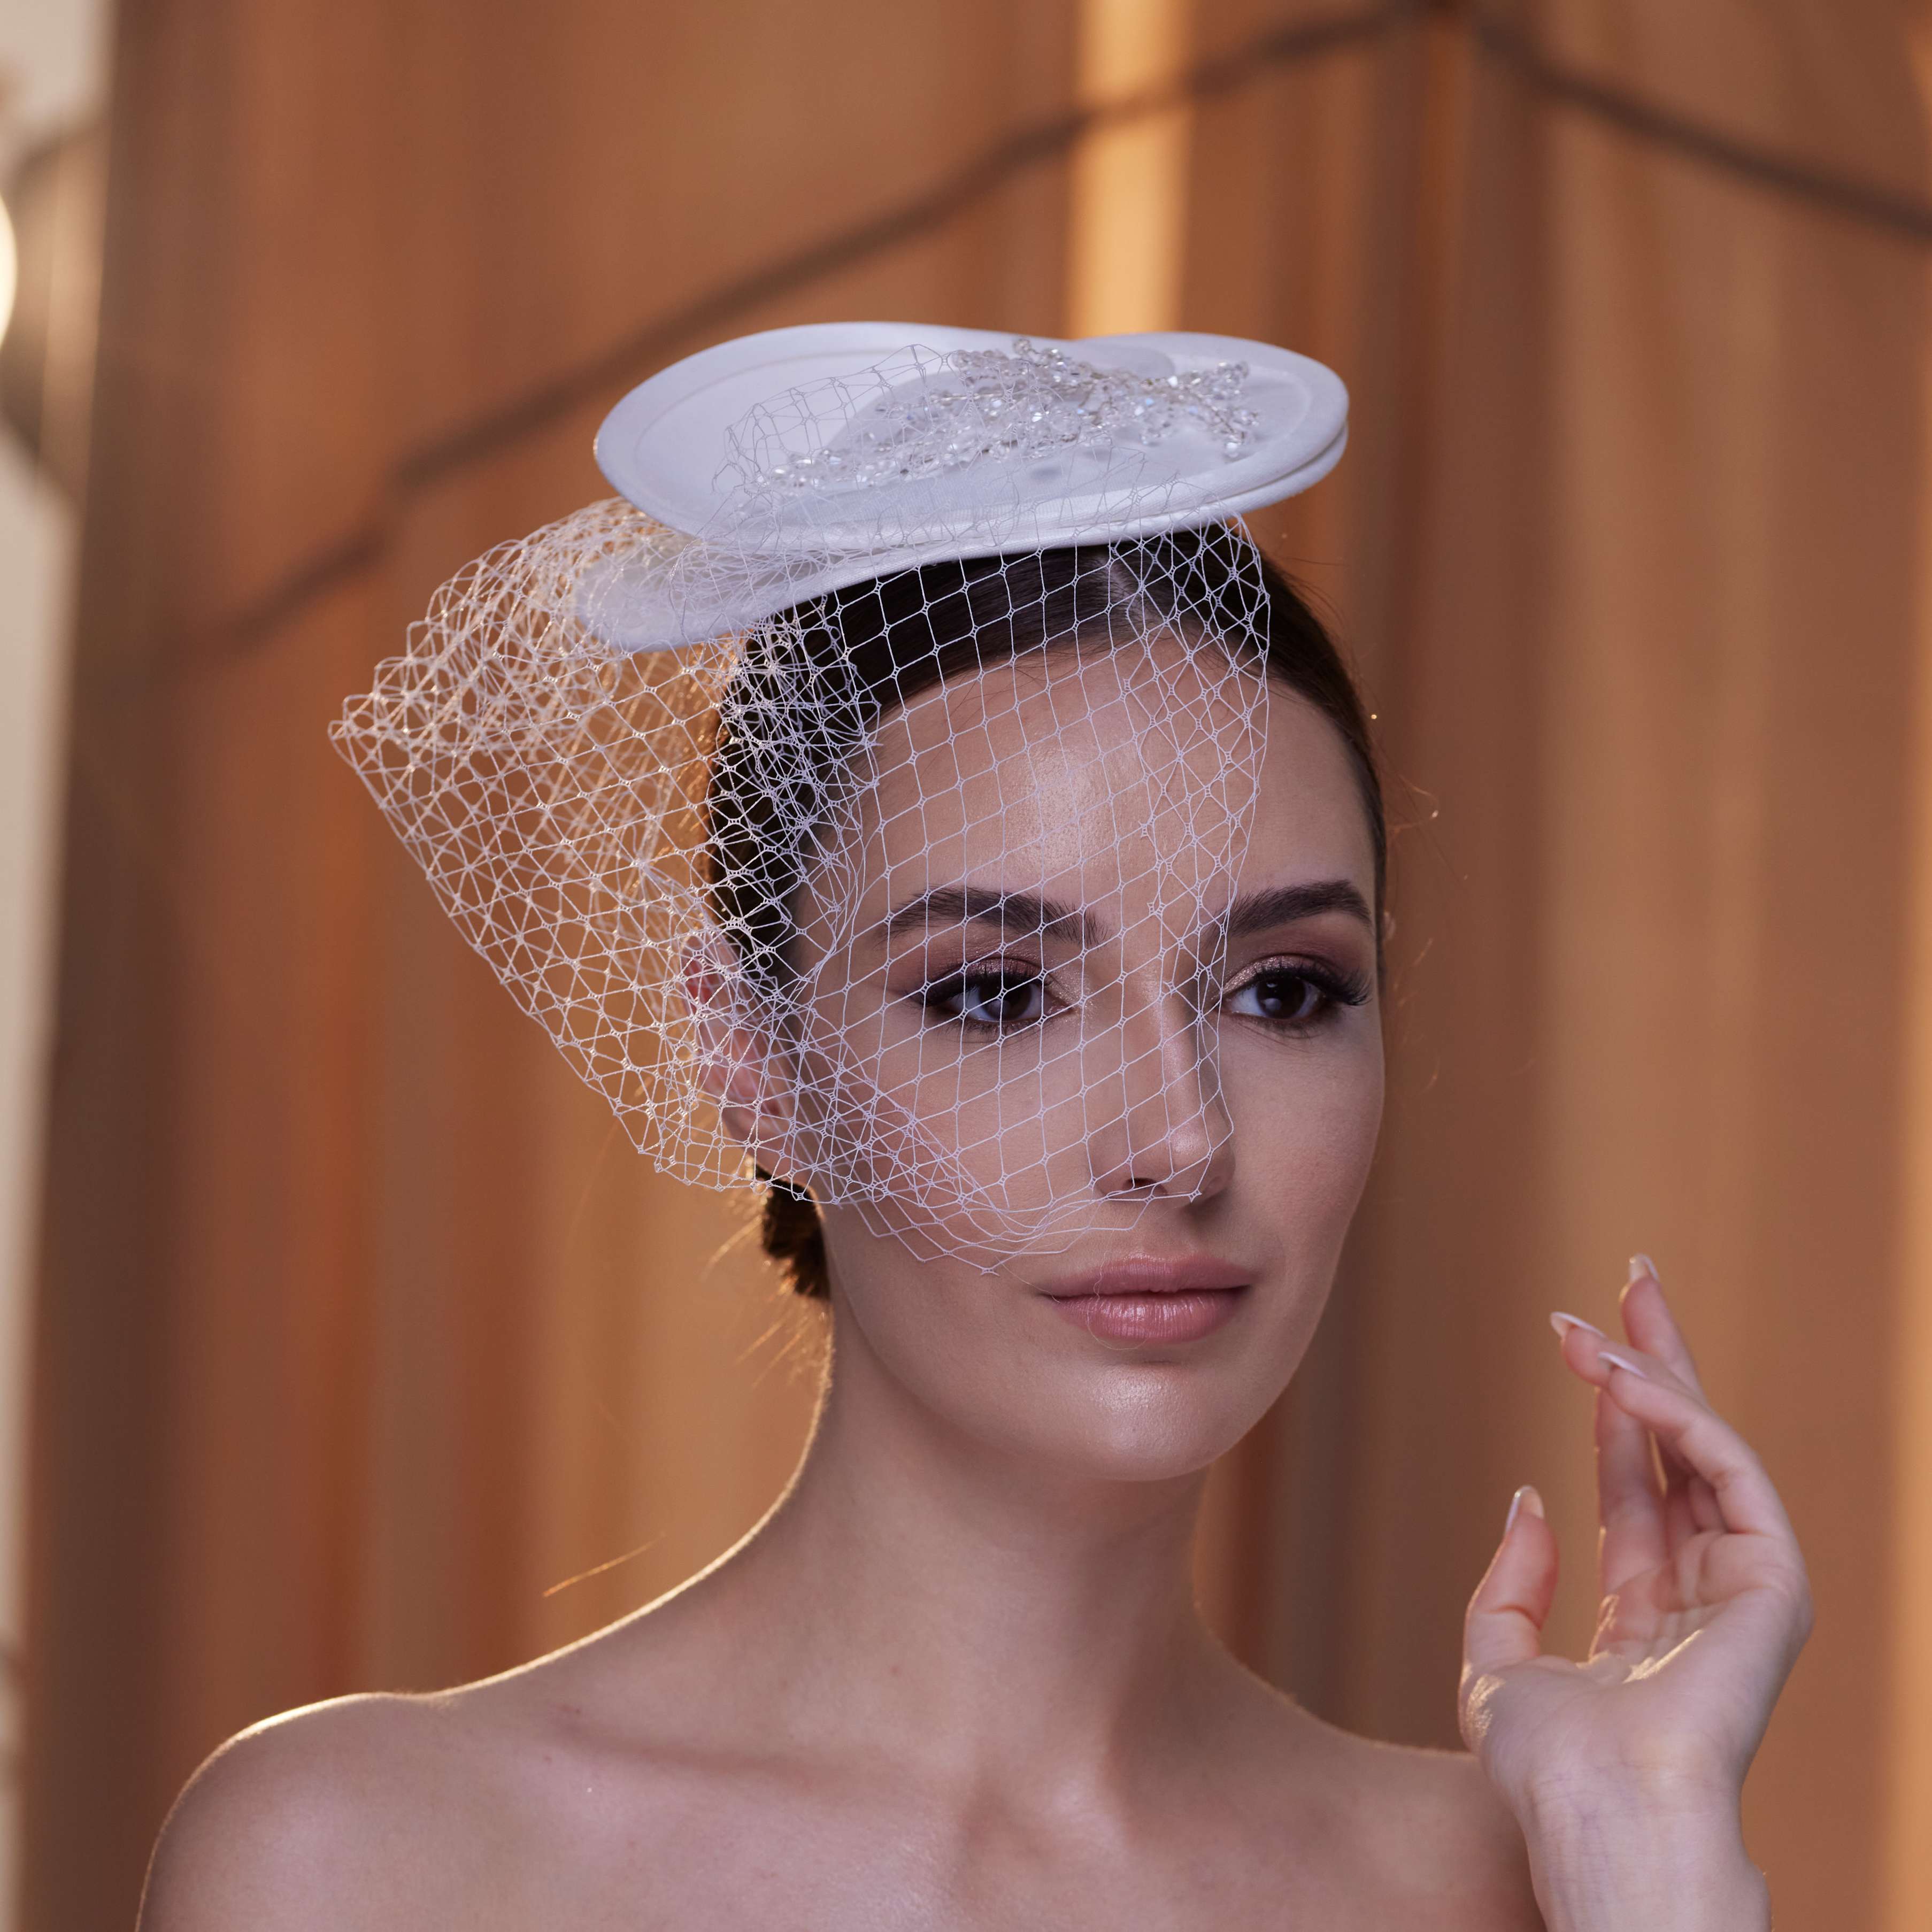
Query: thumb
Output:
[[1464, 1484, 1558, 1679]]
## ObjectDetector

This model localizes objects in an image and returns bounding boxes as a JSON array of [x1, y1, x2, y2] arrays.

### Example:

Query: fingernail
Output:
[[1599, 1347, 1650, 1381], [1550, 1310, 1604, 1341], [1628, 1253, 1659, 1287], [1507, 1483, 1545, 1532]]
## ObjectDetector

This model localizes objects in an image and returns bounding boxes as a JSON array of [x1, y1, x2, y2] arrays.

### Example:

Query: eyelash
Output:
[[916, 955, 1372, 1037], [920, 959, 1061, 1035], [1223, 956, 1373, 1030]]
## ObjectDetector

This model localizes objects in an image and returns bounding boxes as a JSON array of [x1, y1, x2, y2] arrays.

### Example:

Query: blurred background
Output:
[[2, 0, 1928, 1923]]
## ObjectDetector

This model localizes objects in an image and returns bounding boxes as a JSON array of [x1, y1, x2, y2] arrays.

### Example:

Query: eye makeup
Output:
[[1222, 955, 1372, 1030], [918, 958, 1059, 1033]]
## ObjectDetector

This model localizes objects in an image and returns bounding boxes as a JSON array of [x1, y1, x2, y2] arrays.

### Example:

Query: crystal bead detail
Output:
[[753, 338, 1258, 492]]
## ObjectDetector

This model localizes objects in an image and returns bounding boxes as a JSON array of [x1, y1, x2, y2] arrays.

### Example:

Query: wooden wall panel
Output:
[[24, 2, 1932, 1925], [24, 4, 1081, 1923]]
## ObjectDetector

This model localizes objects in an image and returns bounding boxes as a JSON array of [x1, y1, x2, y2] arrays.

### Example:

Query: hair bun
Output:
[[756, 1171, 829, 1300]]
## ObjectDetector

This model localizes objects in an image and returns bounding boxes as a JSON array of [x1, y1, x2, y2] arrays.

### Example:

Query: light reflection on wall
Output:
[[0, 5, 111, 1927], [0, 196, 16, 342], [1064, 0, 1192, 338]]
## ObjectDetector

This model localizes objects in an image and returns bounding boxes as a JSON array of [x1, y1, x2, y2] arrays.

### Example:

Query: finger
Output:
[[1656, 1430, 1695, 1536], [1643, 1342, 1702, 1545], [1594, 1379, 1668, 1595], [1558, 1325, 1796, 1543], [1553, 1317, 1708, 1505], [1617, 1261, 1716, 1497], [1687, 1472, 1725, 1534], [1618, 1256, 1710, 1401], [1665, 1448, 1733, 1538], [1465, 1485, 1559, 1675], [1658, 1451, 1726, 1552], [1592, 1350, 1797, 1544]]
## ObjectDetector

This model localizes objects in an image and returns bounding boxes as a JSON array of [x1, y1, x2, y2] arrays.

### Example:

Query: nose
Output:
[[1086, 986, 1235, 1204]]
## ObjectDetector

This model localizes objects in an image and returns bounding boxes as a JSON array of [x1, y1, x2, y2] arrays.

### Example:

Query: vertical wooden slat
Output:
[[24, 4, 1081, 1923], [22, 4, 1932, 1925]]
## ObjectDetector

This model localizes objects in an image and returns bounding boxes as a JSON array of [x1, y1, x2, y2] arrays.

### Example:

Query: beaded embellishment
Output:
[[745, 338, 1257, 494]]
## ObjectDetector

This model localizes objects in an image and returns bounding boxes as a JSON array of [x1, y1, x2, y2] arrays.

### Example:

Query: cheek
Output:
[[1225, 1026, 1385, 1226], [818, 1211, 1029, 1422], [788, 994, 1111, 1226]]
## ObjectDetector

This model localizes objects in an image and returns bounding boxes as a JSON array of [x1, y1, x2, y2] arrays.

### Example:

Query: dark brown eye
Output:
[[1230, 968, 1324, 1025], [925, 969, 1048, 1031]]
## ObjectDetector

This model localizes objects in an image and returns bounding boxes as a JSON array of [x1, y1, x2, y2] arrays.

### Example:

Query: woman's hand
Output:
[[1458, 1258, 1812, 1932]]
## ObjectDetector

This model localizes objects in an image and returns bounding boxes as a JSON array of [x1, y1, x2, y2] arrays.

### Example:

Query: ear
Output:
[[681, 931, 805, 1183]]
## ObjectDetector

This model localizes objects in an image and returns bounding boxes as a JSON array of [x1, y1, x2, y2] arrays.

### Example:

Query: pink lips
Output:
[[1039, 1256, 1250, 1345]]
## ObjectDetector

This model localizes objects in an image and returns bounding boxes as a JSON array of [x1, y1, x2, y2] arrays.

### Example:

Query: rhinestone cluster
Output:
[[756, 338, 1257, 492]]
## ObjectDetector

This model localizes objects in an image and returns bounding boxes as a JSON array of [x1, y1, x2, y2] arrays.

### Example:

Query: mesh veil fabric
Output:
[[336, 498, 742, 1167], [334, 330, 1340, 1263]]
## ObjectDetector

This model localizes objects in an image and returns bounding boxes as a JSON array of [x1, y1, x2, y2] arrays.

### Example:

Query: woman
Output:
[[141, 327, 1810, 1928]]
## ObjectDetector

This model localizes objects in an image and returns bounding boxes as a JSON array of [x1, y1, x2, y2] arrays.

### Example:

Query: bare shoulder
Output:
[[138, 1690, 511, 1931], [1230, 1682, 1541, 1930], [1318, 1721, 1543, 1928], [137, 1618, 717, 1932]]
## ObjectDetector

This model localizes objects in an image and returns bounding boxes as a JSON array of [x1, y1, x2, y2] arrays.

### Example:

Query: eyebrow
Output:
[[1225, 880, 1375, 938], [874, 878, 1372, 947], [879, 886, 1095, 946]]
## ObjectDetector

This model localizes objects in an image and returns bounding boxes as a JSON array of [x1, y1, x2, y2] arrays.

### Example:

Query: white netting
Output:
[[335, 338, 1304, 1266]]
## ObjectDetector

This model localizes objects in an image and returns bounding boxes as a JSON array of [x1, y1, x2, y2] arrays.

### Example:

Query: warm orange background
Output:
[[24, 1, 1932, 1925]]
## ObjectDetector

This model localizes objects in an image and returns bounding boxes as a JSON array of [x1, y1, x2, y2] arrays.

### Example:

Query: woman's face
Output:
[[767, 636, 1384, 1481]]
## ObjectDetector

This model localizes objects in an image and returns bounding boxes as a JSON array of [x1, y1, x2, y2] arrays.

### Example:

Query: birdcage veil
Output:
[[333, 323, 1349, 1263]]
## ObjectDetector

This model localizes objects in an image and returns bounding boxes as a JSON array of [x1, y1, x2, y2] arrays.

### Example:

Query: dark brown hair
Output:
[[705, 525, 1384, 1299]]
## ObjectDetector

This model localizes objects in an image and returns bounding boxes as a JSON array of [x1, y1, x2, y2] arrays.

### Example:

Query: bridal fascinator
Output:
[[333, 322, 1349, 1250]]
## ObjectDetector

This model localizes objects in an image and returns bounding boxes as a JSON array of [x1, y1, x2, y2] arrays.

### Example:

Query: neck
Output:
[[691, 1302, 1236, 1797]]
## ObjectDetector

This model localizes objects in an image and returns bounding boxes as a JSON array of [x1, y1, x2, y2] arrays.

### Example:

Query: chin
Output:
[[892, 1325, 1300, 1487], [822, 1206, 1337, 1485], [1029, 1359, 1294, 1481]]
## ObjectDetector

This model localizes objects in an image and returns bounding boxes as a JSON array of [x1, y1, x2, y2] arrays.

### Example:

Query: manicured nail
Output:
[[1550, 1310, 1604, 1341], [1599, 1347, 1650, 1381], [1628, 1253, 1659, 1287], [1507, 1483, 1545, 1532]]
